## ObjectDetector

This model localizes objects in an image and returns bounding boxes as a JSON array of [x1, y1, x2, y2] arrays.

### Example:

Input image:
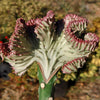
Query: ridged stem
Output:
[[38, 67, 56, 100]]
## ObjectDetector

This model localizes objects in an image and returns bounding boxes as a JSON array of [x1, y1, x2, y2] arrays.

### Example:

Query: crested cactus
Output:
[[0, 11, 99, 100]]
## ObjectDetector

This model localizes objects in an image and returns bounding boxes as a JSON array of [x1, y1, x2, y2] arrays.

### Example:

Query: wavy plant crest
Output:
[[0, 11, 99, 84]]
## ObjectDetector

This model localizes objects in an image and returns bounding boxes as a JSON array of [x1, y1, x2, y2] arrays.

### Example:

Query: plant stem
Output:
[[38, 67, 56, 100]]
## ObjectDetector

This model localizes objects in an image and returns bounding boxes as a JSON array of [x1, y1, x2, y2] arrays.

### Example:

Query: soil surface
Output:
[[0, 77, 100, 100], [55, 78, 100, 100]]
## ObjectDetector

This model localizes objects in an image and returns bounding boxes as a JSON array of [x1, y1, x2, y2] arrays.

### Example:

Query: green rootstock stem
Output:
[[38, 80, 54, 100], [38, 67, 56, 100]]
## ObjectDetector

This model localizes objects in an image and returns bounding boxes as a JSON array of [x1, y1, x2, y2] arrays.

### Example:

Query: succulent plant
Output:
[[0, 11, 99, 100]]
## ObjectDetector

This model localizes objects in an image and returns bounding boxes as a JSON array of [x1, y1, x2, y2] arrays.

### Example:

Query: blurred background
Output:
[[0, 0, 100, 100]]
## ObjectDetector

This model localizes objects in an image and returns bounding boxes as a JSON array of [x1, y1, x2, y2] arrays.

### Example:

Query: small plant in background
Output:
[[0, 0, 50, 36], [89, 17, 100, 37], [0, 10, 99, 100], [88, 17, 100, 76], [27, 62, 38, 81]]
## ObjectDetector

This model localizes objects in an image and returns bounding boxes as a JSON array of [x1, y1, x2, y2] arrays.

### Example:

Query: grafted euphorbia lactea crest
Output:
[[0, 11, 99, 84]]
